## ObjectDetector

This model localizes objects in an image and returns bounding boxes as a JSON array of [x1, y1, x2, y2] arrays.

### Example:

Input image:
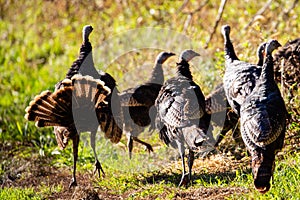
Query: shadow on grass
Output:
[[138, 167, 252, 187]]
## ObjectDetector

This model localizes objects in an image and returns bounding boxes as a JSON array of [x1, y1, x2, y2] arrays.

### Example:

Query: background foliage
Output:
[[0, 0, 299, 199]]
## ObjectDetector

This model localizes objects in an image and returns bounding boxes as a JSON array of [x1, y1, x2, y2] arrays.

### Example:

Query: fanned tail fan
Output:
[[25, 88, 73, 127], [25, 75, 111, 129], [98, 89, 123, 144], [53, 126, 74, 150]]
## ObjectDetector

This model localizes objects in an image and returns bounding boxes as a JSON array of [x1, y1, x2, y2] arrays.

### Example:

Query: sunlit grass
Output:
[[1, 0, 299, 146], [0, 187, 42, 200], [1, 0, 300, 199], [225, 152, 300, 199], [0, 183, 63, 200]]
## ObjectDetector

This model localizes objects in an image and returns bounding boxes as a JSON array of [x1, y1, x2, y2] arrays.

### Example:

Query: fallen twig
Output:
[[181, 0, 209, 15], [274, 0, 299, 29], [178, 0, 189, 13], [243, 0, 273, 30], [204, 0, 227, 49], [181, 0, 209, 32]]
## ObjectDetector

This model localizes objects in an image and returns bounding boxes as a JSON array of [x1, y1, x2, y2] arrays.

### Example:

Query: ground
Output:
[[1, 125, 299, 199], [1, 140, 253, 200]]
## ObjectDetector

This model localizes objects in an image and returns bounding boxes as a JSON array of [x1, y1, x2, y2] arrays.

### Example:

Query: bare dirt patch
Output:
[[1, 142, 251, 199], [6, 127, 298, 200]]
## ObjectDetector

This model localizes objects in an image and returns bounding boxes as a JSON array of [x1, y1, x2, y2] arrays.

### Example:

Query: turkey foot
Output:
[[144, 143, 154, 153], [69, 177, 77, 188], [93, 160, 105, 178], [133, 137, 154, 154], [178, 172, 190, 188]]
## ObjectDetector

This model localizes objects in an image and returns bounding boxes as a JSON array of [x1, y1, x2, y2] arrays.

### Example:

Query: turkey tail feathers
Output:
[[99, 114, 122, 144], [70, 75, 110, 109], [182, 125, 208, 150], [25, 75, 111, 129], [54, 126, 73, 150], [252, 153, 274, 194], [205, 84, 228, 114], [25, 90, 71, 127], [98, 89, 123, 144]]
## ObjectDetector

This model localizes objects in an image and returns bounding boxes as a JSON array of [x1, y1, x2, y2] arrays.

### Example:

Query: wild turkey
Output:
[[221, 24, 264, 116], [273, 38, 300, 123], [155, 49, 208, 187], [209, 42, 267, 147], [274, 38, 300, 91], [119, 51, 175, 158], [204, 84, 240, 147], [25, 25, 123, 188], [240, 39, 285, 193], [206, 40, 267, 115], [65, 26, 123, 183]]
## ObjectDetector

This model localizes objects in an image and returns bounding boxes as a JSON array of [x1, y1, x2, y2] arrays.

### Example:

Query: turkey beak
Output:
[[188, 52, 200, 62], [163, 52, 176, 63], [191, 52, 200, 61], [276, 42, 282, 49], [166, 52, 176, 59], [273, 41, 282, 51]]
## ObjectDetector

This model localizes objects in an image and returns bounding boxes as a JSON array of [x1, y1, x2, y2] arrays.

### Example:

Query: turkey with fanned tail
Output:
[[25, 25, 123, 188], [240, 39, 286, 193], [120, 51, 175, 159], [155, 49, 208, 187]]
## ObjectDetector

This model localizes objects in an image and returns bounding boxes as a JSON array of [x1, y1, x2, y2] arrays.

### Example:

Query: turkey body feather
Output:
[[25, 25, 122, 188], [157, 76, 205, 128], [223, 58, 262, 115], [119, 51, 175, 158], [240, 40, 285, 193], [212, 41, 267, 147], [221, 25, 262, 115], [204, 83, 240, 147], [121, 83, 162, 107], [155, 50, 208, 187]]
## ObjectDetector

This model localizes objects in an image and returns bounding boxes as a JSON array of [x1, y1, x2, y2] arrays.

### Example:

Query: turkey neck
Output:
[[258, 54, 278, 93], [65, 40, 98, 79], [148, 62, 164, 84], [257, 53, 264, 66], [77, 40, 98, 78], [176, 59, 193, 80], [224, 34, 239, 62]]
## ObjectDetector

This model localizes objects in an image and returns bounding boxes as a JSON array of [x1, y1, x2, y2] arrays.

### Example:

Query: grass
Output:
[[0, 187, 42, 200], [1, 0, 300, 199], [230, 152, 300, 199], [1, 134, 300, 199]]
